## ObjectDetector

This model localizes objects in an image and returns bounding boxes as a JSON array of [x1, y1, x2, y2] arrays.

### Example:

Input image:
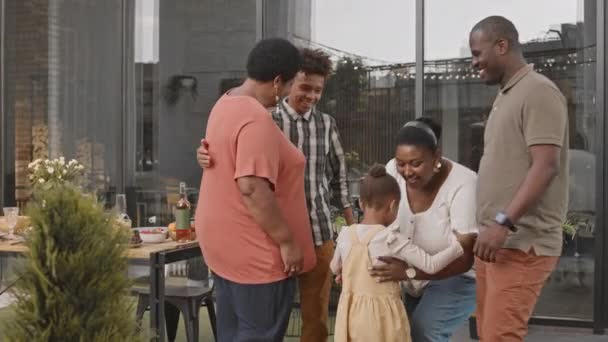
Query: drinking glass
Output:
[[114, 194, 131, 229], [115, 194, 127, 215], [3, 207, 19, 239]]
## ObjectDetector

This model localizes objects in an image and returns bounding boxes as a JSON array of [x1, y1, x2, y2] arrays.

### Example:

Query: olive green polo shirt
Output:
[[476, 64, 569, 256]]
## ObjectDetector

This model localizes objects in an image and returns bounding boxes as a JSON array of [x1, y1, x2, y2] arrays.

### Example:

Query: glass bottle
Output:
[[175, 182, 191, 242]]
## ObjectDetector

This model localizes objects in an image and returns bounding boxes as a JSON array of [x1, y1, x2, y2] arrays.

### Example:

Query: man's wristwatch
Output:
[[495, 211, 517, 232], [405, 267, 416, 279]]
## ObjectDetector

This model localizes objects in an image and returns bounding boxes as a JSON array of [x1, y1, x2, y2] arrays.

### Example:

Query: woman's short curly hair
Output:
[[246, 38, 301, 82], [300, 48, 333, 78]]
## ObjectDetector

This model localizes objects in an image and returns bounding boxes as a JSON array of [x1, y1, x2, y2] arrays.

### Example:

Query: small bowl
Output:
[[133, 227, 168, 235], [135, 227, 168, 244], [139, 232, 166, 244]]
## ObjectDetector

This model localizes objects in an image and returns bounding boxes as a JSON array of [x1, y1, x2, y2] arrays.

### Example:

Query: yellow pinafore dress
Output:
[[334, 226, 411, 342]]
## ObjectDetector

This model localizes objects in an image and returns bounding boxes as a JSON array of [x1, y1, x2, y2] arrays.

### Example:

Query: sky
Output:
[[134, 0, 159, 63], [313, 0, 584, 63], [134, 0, 584, 65]]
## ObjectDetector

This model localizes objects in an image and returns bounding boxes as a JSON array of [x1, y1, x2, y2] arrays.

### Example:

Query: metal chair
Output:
[[132, 257, 216, 342]]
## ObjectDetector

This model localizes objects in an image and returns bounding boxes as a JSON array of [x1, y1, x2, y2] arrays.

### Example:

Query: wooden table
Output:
[[0, 238, 202, 342], [0, 238, 189, 258]]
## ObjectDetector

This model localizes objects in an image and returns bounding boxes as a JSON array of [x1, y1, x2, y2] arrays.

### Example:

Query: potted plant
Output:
[[562, 211, 594, 257], [27, 157, 85, 186], [3, 182, 138, 341]]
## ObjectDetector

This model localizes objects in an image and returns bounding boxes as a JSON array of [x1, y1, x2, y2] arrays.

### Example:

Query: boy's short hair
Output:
[[300, 48, 333, 77]]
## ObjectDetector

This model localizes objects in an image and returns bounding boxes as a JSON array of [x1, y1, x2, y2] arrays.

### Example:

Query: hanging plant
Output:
[[164, 75, 198, 105]]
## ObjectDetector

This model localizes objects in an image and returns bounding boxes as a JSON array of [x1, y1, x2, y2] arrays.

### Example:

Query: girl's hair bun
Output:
[[368, 164, 387, 178]]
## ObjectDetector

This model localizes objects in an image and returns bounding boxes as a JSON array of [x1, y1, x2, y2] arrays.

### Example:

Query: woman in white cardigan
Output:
[[369, 117, 478, 342]]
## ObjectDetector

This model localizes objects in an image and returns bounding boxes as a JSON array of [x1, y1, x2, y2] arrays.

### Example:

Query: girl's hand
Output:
[[333, 265, 343, 284], [368, 256, 408, 282]]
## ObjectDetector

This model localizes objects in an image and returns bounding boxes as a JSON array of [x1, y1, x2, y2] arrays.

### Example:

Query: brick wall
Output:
[[10, 0, 49, 202]]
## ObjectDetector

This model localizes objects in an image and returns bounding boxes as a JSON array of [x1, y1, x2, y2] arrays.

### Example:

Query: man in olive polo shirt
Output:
[[470, 16, 569, 341]]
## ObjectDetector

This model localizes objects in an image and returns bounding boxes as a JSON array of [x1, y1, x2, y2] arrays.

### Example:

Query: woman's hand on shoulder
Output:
[[197, 139, 213, 169]]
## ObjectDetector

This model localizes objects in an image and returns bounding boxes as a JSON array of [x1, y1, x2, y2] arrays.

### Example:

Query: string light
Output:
[[319, 49, 595, 82]]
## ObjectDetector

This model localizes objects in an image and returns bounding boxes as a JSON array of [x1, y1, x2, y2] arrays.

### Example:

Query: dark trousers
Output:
[[214, 273, 295, 342]]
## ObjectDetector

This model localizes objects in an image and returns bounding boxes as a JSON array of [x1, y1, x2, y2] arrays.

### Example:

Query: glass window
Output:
[[128, 0, 260, 226], [128, 0, 417, 226], [425, 0, 596, 319], [2, 0, 124, 207], [312, 0, 416, 178]]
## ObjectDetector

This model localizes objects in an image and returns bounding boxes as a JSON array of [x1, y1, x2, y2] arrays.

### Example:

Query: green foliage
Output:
[[344, 151, 360, 171], [333, 215, 347, 229], [562, 211, 593, 240], [317, 57, 368, 115], [27, 157, 85, 187], [3, 184, 138, 341]]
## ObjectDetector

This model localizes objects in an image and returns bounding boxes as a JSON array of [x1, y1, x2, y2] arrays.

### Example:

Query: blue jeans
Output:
[[214, 274, 296, 342], [405, 275, 476, 342]]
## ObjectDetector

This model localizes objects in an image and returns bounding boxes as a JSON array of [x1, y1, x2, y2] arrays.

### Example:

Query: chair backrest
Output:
[[187, 256, 209, 281], [167, 256, 213, 289]]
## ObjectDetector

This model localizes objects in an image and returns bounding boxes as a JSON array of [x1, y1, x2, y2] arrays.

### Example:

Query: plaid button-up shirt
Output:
[[272, 98, 351, 246]]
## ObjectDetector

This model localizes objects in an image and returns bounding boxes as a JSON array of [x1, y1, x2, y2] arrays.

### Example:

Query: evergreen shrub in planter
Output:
[[3, 184, 138, 341]]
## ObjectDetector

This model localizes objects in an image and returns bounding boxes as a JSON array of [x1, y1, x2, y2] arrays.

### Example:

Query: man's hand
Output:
[[368, 257, 408, 282], [197, 139, 212, 169], [473, 223, 509, 263], [280, 240, 303, 277]]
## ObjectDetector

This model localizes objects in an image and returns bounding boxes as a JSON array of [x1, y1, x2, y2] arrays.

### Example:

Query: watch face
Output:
[[495, 211, 516, 231], [495, 212, 507, 224], [406, 268, 416, 279]]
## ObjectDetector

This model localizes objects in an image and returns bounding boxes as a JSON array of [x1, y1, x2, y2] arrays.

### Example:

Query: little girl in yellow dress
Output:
[[330, 164, 465, 342]]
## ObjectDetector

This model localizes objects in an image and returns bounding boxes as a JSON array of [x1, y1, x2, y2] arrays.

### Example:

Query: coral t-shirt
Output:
[[195, 94, 316, 284]]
